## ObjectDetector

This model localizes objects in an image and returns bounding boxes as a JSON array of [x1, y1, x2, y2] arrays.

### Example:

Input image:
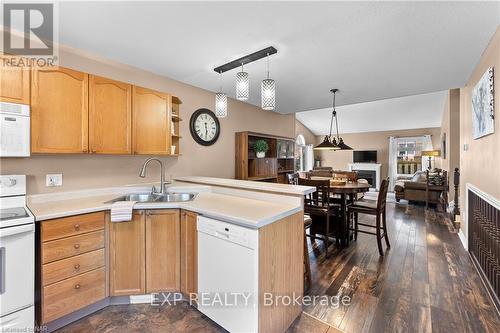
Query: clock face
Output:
[[189, 109, 220, 146]]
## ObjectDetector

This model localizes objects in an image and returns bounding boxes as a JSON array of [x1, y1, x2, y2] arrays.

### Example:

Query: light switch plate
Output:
[[46, 174, 63, 187]]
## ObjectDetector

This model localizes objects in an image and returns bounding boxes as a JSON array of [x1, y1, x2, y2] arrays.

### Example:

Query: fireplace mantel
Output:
[[348, 163, 382, 190]]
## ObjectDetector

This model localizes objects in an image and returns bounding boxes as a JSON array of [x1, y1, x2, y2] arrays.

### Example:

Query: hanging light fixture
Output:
[[314, 89, 341, 150], [236, 63, 249, 101], [330, 89, 353, 150], [261, 53, 275, 111], [215, 71, 227, 118]]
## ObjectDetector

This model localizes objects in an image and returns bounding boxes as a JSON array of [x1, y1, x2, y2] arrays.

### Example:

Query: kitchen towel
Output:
[[110, 201, 137, 222]]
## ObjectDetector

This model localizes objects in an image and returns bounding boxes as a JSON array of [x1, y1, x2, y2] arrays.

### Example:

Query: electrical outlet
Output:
[[46, 174, 63, 187]]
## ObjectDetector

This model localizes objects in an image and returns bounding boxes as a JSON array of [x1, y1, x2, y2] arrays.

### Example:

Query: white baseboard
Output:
[[458, 229, 468, 250]]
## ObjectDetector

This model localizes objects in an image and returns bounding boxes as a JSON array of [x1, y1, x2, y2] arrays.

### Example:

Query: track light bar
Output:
[[214, 46, 277, 73]]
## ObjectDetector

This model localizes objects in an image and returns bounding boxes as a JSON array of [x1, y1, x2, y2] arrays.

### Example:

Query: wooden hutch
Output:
[[235, 131, 295, 184]]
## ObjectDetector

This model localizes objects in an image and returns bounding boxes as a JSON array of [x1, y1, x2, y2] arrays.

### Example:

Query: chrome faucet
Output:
[[139, 158, 165, 195]]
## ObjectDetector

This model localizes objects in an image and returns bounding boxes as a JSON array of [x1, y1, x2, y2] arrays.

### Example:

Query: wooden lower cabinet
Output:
[[180, 210, 198, 296], [145, 210, 181, 292], [109, 209, 181, 296], [39, 212, 106, 324], [42, 268, 105, 323], [109, 211, 145, 296]]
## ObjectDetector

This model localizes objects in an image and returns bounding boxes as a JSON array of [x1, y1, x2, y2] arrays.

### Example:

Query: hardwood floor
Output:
[[303, 202, 500, 333], [55, 202, 500, 333]]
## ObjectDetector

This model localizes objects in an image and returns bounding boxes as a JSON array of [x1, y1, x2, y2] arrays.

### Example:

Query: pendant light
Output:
[[236, 63, 249, 101], [314, 89, 340, 150], [215, 71, 227, 118], [261, 53, 275, 111], [314, 89, 353, 151]]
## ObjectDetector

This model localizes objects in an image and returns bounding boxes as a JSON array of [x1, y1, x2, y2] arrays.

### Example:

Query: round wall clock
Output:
[[189, 108, 221, 146]]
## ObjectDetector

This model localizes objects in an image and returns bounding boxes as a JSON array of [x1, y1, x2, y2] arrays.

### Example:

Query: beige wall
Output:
[[438, 88, 460, 201], [316, 127, 441, 180], [295, 119, 316, 145], [459, 27, 500, 239], [0, 47, 295, 194]]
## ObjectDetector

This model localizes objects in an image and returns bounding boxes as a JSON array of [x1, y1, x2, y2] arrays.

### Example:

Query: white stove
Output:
[[0, 175, 35, 331]]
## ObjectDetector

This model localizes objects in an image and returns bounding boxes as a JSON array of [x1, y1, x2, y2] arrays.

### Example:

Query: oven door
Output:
[[0, 223, 34, 317]]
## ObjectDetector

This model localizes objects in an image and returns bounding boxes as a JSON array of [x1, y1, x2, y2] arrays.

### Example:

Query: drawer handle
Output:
[[74, 284, 81, 290], [74, 224, 80, 230], [74, 244, 80, 249], [74, 264, 80, 270]]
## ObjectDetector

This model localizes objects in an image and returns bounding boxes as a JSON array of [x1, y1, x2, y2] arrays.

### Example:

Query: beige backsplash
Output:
[[0, 46, 295, 194]]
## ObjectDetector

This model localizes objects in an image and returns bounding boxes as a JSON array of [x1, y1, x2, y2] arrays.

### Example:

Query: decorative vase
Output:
[[256, 151, 265, 158]]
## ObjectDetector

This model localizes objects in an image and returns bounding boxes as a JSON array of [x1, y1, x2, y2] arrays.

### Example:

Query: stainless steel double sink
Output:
[[107, 192, 196, 203]]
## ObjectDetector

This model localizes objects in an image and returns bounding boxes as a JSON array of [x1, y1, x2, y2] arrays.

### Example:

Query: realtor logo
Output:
[[2, 2, 58, 66]]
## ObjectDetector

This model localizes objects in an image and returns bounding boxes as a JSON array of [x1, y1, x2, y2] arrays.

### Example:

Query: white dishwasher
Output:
[[197, 216, 259, 333]]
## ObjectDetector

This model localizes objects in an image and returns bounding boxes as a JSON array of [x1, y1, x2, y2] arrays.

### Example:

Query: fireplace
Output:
[[348, 163, 381, 190], [467, 185, 500, 309], [357, 170, 376, 188]]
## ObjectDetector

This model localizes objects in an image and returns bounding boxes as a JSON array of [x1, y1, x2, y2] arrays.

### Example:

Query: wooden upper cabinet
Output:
[[0, 55, 30, 104], [133, 86, 172, 154], [109, 211, 145, 296], [31, 67, 89, 153], [145, 210, 180, 293], [89, 75, 132, 154]]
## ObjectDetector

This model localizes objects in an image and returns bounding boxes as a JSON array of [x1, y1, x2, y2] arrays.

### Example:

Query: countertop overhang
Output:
[[174, 176, 315, 196], [27, 180, 307, 229]]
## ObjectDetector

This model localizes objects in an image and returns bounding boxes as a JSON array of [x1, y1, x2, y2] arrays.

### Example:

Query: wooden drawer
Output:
[[42, 230, 104, 264], [42, 249, 105, 286], [42, 267, 105, 323], [42, 212, 104, 242]]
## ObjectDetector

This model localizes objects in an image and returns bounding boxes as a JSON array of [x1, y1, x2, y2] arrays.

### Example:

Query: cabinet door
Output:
[[109, 211, 145, 296], [31, 67, 89, 153], [180, 210, 197, 296], [132, 86, 171, 154], [0, 55, 30, 104], [145, 209, 180, 293], [89, 75, 132, 154]]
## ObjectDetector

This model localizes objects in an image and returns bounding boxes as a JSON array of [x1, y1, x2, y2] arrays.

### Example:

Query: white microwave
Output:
[[0, 102, 30, 157]]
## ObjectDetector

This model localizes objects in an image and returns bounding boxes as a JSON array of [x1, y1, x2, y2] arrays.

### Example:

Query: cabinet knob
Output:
[[74, 224, 80, 230], [74, 264, 80, 270], [74, 284, 81, 290], [74, 244, 80, 249]]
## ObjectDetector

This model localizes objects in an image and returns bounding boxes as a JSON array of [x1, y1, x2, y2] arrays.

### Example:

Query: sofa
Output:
[[394, 170, 443, 204]]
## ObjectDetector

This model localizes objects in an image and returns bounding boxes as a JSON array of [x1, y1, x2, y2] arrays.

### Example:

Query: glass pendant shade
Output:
[[215, 92, 227, 118], [261, 78, 275, 110], [236, 71, 249, 101]]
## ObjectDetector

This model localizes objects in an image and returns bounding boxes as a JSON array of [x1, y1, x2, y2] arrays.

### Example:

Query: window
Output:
[[395, 136, 426, 174], [295, 134, 313, 172]]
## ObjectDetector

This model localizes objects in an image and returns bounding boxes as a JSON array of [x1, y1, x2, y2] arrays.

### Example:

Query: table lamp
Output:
[[421, 150, 441, 170]]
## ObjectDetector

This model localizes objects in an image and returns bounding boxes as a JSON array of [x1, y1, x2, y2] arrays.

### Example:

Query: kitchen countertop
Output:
[[174, 176, 315, 196], [27, 181, 304, 229]]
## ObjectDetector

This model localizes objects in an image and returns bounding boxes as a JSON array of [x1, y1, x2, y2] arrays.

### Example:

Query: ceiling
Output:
[[296, 90, 447, 135], [57, 1, 499, 114]]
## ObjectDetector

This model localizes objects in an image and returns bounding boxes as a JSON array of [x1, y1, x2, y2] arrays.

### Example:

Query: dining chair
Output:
[[298, 178, 341, 258], [287, 172, 299, 185], [348, 177, 390, 256]]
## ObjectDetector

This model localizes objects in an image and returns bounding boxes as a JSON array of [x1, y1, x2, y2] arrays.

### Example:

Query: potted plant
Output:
[[253, 139, 269, 158]]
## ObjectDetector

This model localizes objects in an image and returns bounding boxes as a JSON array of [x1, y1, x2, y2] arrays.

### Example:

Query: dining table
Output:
[[310, 177, 371, 246]]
